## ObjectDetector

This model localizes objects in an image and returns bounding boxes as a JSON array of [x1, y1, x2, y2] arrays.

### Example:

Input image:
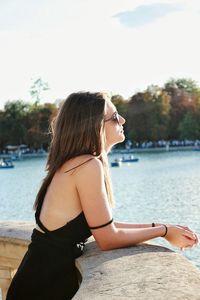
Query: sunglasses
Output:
[[104, 111, 120, 124]]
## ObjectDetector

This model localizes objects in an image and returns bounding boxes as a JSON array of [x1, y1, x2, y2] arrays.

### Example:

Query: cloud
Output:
[[114, 2, 183, 28]]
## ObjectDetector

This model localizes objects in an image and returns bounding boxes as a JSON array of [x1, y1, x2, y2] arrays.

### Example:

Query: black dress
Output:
[[6, 158, 113, 300], [6, 207, 91, 300]]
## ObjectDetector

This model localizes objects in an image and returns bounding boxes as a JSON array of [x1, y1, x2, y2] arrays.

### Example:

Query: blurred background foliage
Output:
[[1, 77, 200, 151]]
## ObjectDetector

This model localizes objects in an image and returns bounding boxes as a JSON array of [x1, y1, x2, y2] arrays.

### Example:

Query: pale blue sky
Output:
[[0, 0, 199, 108], [114, 3, 183, 27]]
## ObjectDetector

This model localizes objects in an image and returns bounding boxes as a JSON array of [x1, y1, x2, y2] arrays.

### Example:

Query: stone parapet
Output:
[[0, 221, 33, 300], [0, 221, 200, 300]]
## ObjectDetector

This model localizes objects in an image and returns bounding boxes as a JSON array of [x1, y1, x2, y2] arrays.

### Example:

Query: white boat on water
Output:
[[111, 155, 139, 167], [121, 155, 139, 163], [0, 159, 14, 169]]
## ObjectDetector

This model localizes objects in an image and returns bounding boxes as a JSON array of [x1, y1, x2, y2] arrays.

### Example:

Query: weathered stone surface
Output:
[[1, 221, 200, 300], [74, 239, 200, 299], [0, 221, 35, 300], [0, 221, 33, 244]]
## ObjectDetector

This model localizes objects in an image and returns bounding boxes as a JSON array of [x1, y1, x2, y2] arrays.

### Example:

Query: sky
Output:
[[0, 0, 200, 108]]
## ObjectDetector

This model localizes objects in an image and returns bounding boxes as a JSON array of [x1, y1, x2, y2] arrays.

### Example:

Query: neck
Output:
[[104, 145, 112, 154]]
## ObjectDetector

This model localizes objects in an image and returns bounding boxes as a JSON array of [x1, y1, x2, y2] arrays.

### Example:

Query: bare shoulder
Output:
[[73, 156, 103, 177], [60, 154, 100, 174], [81, 156, 102, 168]]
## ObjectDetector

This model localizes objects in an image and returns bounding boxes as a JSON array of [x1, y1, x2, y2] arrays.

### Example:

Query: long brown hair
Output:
[[33, 91, 114, 210]]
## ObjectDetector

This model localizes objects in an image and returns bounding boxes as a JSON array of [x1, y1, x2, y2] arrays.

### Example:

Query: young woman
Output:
[[7, 92, 198, 300]]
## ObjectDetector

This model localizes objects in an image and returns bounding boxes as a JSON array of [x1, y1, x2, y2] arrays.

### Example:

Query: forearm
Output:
[[100, 225, 166, 250], [114, 221, 162, 229], [95, 222, 198, 251]]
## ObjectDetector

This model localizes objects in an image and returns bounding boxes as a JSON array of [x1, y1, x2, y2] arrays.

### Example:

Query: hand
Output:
[[175, 225, 199, 247], [164, 225, 199, 250]]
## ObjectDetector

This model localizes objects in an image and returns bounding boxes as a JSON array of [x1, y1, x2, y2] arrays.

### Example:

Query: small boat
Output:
[[111, 159, 122, 167], [0, 159, 14, 169], [122, 158, 139, 163], [121, 156, 139, 163]]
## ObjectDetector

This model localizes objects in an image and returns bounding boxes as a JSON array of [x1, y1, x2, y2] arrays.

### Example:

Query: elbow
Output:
[[95, 234, 120, 251], [92, 227, 122, 251], [99, 243, 114, 251]]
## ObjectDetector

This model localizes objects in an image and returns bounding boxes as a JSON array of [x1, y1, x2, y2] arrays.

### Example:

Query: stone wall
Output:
[[1, 221, 200, 300]]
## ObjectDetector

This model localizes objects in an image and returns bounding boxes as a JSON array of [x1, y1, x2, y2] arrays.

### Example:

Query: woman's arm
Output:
[[75, 158, 198, 251], [90, 223, 197, 251], [114, 222, 199, 249], [114, 221, 154, 229]]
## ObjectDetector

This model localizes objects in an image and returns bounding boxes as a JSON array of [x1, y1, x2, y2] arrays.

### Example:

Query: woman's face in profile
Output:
[[104, 100, 126, 150]]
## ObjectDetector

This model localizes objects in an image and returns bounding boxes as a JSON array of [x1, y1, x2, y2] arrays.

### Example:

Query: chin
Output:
[[106, 134, 125, 150], [119, 133, 125, 142], [114, 135, 125, 146]]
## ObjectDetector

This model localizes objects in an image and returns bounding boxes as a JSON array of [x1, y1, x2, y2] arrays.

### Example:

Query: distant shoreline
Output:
[[111, 146, 200, 154], [0, 146, 200, 160], [0, 152, 48, 159]]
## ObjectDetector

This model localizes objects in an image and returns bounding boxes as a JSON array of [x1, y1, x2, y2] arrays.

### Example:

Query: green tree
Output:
[[0, 110, 7, 151], [127, 86, 171, 142], [0, 100, 57, 151], [164, 78, 199, 139], [30, 78, 49, 105], [1, 100, 30, 147], [26, 103, 57, 150], [165, 78, 199, 94], [178, 112, 200, 140]]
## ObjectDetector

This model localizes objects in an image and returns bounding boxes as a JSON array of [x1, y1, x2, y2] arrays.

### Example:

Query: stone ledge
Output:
[[0, 221, 33, 245], [1, 221, 200, 300], [75, 240, 200, 300]]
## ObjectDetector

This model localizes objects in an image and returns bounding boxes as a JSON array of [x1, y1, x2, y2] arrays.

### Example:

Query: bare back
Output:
[[38, 155, 94, 231]]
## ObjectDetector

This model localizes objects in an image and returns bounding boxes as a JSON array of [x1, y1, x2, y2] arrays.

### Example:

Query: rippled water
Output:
[[0, 151, 200, 268]]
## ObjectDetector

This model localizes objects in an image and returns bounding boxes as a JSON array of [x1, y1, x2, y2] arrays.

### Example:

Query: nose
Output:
[[119, 115, 126, 125]]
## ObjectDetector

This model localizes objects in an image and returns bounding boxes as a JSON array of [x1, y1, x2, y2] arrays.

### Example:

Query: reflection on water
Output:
[[0, 151, 200, 268]]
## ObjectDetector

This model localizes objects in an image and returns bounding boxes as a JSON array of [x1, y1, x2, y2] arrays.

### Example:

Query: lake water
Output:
[[0, 151, 200, 269]]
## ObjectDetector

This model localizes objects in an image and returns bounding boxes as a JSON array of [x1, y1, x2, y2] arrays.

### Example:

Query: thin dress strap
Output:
[[64, 157, 94, 173]]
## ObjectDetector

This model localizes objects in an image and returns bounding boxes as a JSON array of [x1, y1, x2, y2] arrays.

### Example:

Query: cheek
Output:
[[104, 126, 112, 143]]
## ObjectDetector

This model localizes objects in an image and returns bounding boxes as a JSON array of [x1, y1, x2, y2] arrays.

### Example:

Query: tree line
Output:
[[112, 78, 200, 147], [0, 101, 57, 152], [0, 78, 200, 152]]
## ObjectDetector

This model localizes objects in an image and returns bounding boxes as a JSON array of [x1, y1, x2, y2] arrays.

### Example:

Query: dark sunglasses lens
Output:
[[113, 113, 119, 123]]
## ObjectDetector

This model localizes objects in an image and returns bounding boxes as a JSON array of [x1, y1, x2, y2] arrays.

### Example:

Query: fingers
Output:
[[185, 229, 199, 245], [191, 232, 199, 245], [167, 224, 199, 249], [177, 225, 195, 234], [182, 231, 196, 241], [194, 233, 199, 244], [179, 240, 195, 251], [180, 233, 198, 249], [176, 226, 197, 241], [177, 226, 199, 249], [181, 242, 197, 250]]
